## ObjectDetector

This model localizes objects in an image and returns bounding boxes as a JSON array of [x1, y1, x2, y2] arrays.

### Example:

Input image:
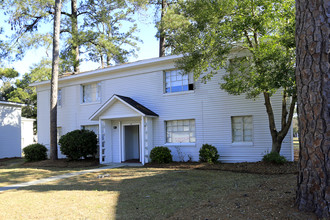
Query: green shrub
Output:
[[59, 129, 98, 160], [23, 143, 48, 162], [199, 144, 219, 163], [150, 146, 173, 163], [262, 152, 287, 164]]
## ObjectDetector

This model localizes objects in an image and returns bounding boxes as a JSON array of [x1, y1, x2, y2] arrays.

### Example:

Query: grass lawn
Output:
[[0, 165, 316, 219], [0, 158, 100, 187]]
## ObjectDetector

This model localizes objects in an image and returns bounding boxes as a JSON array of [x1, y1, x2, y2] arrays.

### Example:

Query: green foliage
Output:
[[0, 68, 19, 82], [59, 129, 98, 160], [7, 59, 51, 118], [262, 152, 287, 165], [0, 68, 18, 100], [164, 0, 296, 94], [3, 0, 140, 71], [199, 144, 219, 163], [23, 143, 48, 162], [81, 0, 140, 67], [150, 146, 173, 163], [163, 0, 296, 154], [0, 27, 10, 59]]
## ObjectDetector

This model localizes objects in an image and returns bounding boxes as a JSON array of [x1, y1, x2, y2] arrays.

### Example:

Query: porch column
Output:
[[141, 116, 145, 165], [99, 119, 107, 164], [98, 119, 102, 164]]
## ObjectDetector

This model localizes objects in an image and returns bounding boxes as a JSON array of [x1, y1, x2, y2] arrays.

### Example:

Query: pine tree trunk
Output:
[[159, 0, 166, 57], [71, 0, 80, 73], [50, 0, 62, 161], [295, 0, 330, 218]]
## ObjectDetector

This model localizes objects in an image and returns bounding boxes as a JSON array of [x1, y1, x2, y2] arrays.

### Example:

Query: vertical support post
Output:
[[141, 116, 145, 165], [119, 121, 122, 162], [98, 119, 102, 164]]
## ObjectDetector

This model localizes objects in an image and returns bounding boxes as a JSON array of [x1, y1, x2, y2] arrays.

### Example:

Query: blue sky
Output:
[[1, 6, 159, 76]]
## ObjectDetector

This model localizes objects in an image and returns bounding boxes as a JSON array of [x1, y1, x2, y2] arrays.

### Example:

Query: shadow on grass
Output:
[[0, 158, 101, 187], [13, 167, 276, 219]]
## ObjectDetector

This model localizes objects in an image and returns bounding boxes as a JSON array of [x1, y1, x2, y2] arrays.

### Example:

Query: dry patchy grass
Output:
[[0, 158, 100, 187], [0, 166, 317, 220]]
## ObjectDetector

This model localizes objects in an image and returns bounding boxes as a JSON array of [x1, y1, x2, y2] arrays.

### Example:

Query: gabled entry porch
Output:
[[89, 95, 158, 165]]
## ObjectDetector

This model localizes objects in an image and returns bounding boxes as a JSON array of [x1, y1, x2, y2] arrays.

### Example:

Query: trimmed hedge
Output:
[[59, 129, 97, 160], [262, 152, 287, 164], [150, 146, 173, 163], [23, 143, 48, 162], [199, 144, 219, 163]]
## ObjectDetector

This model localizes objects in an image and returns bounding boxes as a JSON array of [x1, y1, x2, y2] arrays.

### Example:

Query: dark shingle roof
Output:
[[115, 95, 158, 117]]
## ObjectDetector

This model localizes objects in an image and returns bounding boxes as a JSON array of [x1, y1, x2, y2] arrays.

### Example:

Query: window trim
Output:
[[231, 115, 253, 144], [165, 119, 196, 144], [163, 69, 194, 94], [164, 143, 196, 147], [81, 82, 101, 104]]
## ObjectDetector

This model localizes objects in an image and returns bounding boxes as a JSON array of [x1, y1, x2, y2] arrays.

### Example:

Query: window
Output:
[[231, 116, 253, 142], [82, 82, 101, 103], [166, 119, 195, 143], [82, 125, 99, 139], [164, 69, 193, 93], [58, 89, 62, 107]]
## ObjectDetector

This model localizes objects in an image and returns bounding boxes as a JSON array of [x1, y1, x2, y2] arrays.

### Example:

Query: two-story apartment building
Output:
[[32, 55, 293, 164]]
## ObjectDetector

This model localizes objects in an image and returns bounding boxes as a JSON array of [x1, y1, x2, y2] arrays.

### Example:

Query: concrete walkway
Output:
[[0, 163, 141, 192]]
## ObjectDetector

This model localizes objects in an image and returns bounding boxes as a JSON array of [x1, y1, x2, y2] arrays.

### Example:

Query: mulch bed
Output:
[[145, 161, 298, 175], [1, 157, 298, 175], [23, 158, 100, 168]]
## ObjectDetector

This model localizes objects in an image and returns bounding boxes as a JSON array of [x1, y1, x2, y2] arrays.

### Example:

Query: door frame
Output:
[[121, 123, 141, 162]]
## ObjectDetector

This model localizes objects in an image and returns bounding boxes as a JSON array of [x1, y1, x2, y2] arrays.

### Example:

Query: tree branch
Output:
[[281, 91, 288, 129], [279, 94, 297, 138], [61, 11, 72, 17], [24, 17, 42, 32], [244, 30, 253, 48], [263, 92, 278, 138]]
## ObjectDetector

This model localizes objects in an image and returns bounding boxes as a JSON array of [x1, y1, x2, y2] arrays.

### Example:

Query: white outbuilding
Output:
[[0, 101, 24, 158]]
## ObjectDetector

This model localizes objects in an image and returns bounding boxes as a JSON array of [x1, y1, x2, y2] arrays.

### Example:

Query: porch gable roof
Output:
[[89, 94, 158, 120]]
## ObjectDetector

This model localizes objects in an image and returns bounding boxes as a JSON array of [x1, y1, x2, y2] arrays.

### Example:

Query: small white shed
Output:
[[0, 101, 24, 158]]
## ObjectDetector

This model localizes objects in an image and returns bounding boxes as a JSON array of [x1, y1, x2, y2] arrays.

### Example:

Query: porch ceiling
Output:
[[89, 94, 158, 121]]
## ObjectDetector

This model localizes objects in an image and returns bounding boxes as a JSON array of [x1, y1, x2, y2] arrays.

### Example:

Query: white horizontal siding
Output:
[[37, 90, 50, 148], [36, 58, 293, 162], [102, 100, 140, 119], [0, 105, 22, 158]]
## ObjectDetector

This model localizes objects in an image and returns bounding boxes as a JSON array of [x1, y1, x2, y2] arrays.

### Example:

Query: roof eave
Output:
[[30, 55, 183, 87]]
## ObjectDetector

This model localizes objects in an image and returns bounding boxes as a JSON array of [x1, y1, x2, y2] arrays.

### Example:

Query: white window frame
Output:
[[164, 69, 193, 93], [81, 82, 101, 104], [165, 119, 196, 145], [231, 116, 253, 144]]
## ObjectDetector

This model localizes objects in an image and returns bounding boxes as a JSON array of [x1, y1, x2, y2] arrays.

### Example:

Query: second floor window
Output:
[[82, 82, 101, 103], [165, 70, 193, 93]]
